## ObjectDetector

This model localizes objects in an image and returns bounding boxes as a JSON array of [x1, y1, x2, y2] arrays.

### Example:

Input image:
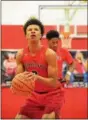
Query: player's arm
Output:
[[65, 49, 74, 72], [36, 49, 58, 87], [15, 49, 25, 74], [10, 49, 25, 91], [67, 62, 75, 73], [64, 49, 75, 83]]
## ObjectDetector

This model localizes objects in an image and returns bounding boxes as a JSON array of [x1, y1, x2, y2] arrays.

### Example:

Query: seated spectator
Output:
[[3, 52, 17, 82], [73, 51, 85, 83], [74, 51, 85, 74]]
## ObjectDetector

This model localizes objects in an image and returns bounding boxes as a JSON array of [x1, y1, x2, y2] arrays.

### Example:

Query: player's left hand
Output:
[[23, 71, 38, 81]]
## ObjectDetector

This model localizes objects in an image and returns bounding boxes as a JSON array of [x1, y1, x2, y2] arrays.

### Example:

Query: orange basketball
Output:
[[11, 73, 35, 96]]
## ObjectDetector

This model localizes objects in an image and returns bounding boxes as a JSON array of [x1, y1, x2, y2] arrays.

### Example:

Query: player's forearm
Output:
[[36, 75, 57, 88], [16, 65, 24, 75], [68, 62, 75, 73]]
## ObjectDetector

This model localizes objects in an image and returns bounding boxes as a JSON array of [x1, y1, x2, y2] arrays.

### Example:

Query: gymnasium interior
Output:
[[1, 1, 88, 119]]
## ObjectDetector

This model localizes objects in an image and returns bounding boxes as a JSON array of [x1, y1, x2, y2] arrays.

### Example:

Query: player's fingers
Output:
[[23, 71, 30, 75]]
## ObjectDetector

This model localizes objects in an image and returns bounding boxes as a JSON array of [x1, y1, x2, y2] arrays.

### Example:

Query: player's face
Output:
[[26, 25, 42, 44], [48, 38, 58, 52]]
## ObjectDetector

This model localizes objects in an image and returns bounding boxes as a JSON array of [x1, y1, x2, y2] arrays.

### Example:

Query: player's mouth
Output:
[[53, 47, 57, 51], [31, 35, 36, 39]]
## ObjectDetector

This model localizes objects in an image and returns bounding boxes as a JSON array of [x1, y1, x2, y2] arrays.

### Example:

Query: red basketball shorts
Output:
[[19, 87, 65, 119]]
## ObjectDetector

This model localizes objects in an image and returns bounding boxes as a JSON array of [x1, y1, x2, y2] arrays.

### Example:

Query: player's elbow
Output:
[[51, 78, 57, 88], [52, 83, 57, 88]]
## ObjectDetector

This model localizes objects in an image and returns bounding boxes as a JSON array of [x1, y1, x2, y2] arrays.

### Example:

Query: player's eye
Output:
[[28, 28, 32, 31], [34, 28, 39, 31]]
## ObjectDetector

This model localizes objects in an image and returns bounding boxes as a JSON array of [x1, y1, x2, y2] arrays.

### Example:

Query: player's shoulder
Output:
[[17, 49, 23, 55], [46, 48, 56, 56], [46, 48, 56, 57], [16, 49, 24, 59], [45, 48, 57, 62], [60, 47, 70, 53]]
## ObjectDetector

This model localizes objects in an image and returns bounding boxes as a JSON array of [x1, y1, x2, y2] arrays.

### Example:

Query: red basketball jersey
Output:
[[21, 45, 61, 92]]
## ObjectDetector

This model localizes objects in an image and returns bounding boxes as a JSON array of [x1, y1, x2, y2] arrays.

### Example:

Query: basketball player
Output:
[[46, 30, 74, 84], [14, 18, 64, 119]]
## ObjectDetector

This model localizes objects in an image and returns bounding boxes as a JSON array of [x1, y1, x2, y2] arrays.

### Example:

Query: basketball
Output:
[[10, 73, 35, 96]]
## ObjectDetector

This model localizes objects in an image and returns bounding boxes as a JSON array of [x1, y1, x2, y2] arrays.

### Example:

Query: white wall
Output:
[[2, 1, 87, 25], [2, 1, 65, 25]]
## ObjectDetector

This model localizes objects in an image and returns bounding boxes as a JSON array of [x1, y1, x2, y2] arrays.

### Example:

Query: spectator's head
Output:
[[46, 30, 60, 52], [75, 51, 84, 63], [7, 53, 16, 61]]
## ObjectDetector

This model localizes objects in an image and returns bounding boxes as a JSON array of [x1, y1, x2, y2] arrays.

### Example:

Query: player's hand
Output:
[[22, 71, 37, 81], [15, 72, 33, 81]]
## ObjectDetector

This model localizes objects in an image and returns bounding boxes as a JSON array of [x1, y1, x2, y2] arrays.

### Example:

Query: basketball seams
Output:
[[12, 78, 34, 91], [14, 74, 35, 90], [11, 84, 31, 93], [18, 79, 34, 91], [11, 85, 31, 96], [12, 77, 35, 91], [11, 73, 35, 96]]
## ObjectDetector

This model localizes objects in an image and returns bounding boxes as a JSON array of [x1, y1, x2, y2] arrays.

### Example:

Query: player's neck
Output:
[[28, 41, 42, 54]]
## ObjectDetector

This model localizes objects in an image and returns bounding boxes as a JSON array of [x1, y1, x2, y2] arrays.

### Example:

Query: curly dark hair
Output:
[[46, 30, 60, 40], [23, 18, 44, 36]]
